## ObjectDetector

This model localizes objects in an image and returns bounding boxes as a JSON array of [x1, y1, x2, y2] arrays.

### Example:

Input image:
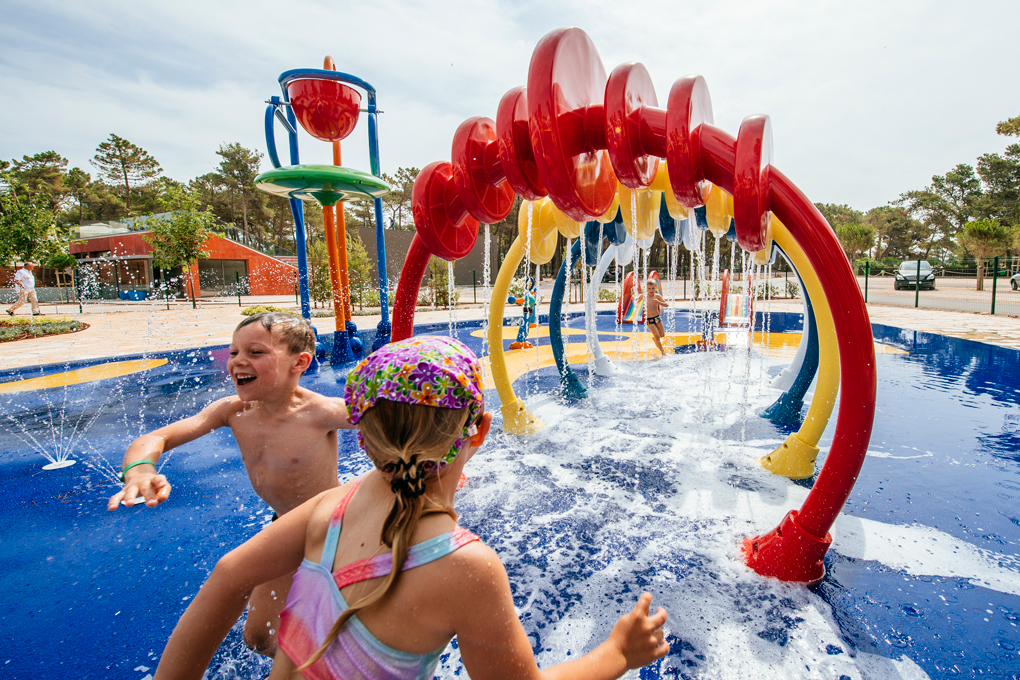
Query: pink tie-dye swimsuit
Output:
[[278, 480, 479, 680]]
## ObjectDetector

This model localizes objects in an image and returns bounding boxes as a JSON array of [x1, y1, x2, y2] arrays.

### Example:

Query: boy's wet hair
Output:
[[235, 312, 315, 356]]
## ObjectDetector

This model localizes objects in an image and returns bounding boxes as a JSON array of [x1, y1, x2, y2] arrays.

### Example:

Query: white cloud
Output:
[[1, 0, 1018, 209]]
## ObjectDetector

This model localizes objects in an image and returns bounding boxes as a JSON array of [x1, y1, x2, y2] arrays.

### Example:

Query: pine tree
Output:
[[91, 134, 162, 216]]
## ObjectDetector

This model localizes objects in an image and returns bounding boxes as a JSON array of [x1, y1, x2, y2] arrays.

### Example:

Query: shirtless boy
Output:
[[107, 312, 355, 656], [644, 279, 669, 356]]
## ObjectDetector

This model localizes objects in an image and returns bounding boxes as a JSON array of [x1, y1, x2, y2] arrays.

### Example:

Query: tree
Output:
[[216, 143, 266, 234], [427, 256, 458, 309], [975, 144, 1020, 227], [344, 198, 374, 230], [957, 219, 1010, 291], [81, 179, 127, 221], [302, 202, 324, 241], [11, 151, 68, 212], [0, 170, 56, 266], [347, 233, 373, 309], [815, 203, 864, 229], [865, 206, 919, 261], [38, 238, 77, 301], [134, 176, 186, 216], [264, 194, 296, 251], [931, 164, 982, 232], [897, 165, 983, 260], [381, 166, 419, 229], [896, 189, 954, 259], [142, 185, 213, 307], [835, 222, 875, 268], [91, 134, 162, 216], [996, 114, 1020, 138], [307, 239, 332, 308], [65, 167, 91, 225]]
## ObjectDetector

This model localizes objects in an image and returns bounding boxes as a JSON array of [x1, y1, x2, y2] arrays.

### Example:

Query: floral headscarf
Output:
[[344, 336, 485, 469]]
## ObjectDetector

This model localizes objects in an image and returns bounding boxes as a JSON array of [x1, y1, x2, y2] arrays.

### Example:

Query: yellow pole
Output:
[[487, 235, 544, 434], [760, 217, 841, 478]]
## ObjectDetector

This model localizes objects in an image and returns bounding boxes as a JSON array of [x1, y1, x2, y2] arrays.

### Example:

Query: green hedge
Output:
[[241, 305, 298, 316], [0, 317, 86, 342]]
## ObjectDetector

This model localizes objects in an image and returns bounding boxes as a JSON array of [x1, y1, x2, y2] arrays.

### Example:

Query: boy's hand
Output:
[[608, 592, 669, 669], [107, 472, 172, 510]]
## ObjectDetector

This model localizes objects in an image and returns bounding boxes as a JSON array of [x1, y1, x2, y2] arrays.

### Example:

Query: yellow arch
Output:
[[761, 217, 841, 478], [487, 235, 544, 433]]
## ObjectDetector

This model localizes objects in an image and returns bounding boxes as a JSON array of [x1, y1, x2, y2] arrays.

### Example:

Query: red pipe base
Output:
[[741, 510, 832, 585]]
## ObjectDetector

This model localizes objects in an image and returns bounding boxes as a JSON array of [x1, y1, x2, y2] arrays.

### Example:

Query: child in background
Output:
[[509, 275, 539, 350], [153, 336, 669, 680], [644, 279, 669, 356], [107, 312, 356, 656]]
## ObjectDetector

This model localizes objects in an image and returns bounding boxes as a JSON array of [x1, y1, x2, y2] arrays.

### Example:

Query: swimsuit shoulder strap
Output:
[[332, 527, 480, 591], [319, 479, 362, 568]]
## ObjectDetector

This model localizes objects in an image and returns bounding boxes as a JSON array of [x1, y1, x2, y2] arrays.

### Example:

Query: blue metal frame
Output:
[[262, 68, 393, 363]]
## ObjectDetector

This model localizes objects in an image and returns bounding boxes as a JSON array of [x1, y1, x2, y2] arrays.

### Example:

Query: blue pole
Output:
[[280, 103, 312, 322], [264, 103, 282, 170], [366, 91, 391, 350], [289, 198, 312, 320], [549, 239, 587, 399], [761, 247, 819, 424]]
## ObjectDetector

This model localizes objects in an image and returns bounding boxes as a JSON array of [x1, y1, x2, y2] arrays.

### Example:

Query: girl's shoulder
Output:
[[309, 478, 362, 520], [438, 535, 505, 581]]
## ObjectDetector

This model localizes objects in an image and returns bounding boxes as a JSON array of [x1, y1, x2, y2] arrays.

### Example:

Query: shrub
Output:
[[354, 288, 396, 308], [241, 305, 296, 316], [597, 287, 618, 302], [0, 317, 86, 341], [785, 279, 801, 298]]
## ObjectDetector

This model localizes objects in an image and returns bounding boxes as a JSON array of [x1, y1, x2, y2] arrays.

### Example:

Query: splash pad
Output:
[[3, 25, 1019, 680], [3, 320, 1019, 678]]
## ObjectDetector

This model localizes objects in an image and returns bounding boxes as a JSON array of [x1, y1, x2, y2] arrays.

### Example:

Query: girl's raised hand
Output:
[[608, 592, 669, 669]]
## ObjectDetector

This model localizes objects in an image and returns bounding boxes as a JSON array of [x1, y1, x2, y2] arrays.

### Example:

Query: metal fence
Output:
[[858, 257, 1020, 317]]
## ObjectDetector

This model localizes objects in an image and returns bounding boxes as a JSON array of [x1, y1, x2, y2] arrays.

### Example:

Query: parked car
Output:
[[603, 264, 625, 283], [1011, 272, 1020, 291], [894, 260, 936, 291]]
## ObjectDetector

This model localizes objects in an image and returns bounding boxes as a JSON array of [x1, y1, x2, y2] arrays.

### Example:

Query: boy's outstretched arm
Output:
[[107, 398, 234, 511], [322, 396, 357, 430], [154, 488, 324, 680]]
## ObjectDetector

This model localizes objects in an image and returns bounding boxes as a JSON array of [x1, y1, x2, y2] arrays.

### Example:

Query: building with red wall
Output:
[[70, 230, 297, 297]]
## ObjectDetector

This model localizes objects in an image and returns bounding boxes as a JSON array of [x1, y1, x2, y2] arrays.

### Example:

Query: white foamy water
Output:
[[433, 347, 1014, 679]]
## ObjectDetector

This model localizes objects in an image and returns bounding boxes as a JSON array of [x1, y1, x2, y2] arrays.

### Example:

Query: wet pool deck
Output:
[[3, 294, 1020, 372]]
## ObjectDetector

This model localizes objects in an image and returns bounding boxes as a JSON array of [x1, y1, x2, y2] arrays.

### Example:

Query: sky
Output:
[[1, 0, 1018, 212]]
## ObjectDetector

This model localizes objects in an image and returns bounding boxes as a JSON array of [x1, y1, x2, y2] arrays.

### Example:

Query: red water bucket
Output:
[[286, 78, 361, 142]]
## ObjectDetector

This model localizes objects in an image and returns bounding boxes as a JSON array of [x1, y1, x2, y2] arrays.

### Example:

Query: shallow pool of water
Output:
[[1, 313, 1017, 679]]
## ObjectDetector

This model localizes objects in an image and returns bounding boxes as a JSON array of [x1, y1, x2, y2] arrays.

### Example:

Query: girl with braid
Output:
[[154, 336, 669, 680]]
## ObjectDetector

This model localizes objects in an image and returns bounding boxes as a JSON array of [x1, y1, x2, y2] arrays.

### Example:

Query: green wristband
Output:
[[120, 459, 157, 483]]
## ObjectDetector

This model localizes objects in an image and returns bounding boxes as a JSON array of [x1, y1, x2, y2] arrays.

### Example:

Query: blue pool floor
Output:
[[1, 311, 1018, 679]]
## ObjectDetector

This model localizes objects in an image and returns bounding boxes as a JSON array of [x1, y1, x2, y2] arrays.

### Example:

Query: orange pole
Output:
[[333, 142, 354, 323], [321, 205, 345, 331], [324, 55, 354, 324]]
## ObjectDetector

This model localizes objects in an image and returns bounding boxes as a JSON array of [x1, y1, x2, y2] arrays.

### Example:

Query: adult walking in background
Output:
[[7, 262, 42, 316]]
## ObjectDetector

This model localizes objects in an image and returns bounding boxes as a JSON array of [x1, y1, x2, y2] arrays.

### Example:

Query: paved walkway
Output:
[[3, 292, 1020, 372]]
